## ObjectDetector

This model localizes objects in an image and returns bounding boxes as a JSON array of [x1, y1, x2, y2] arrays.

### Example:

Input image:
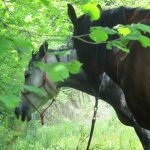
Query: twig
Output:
[[73, 35, 122, 45]]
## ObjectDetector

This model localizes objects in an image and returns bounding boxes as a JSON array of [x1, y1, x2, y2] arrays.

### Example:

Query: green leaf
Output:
[[138, 35, 150, 48], [90, 27, 108, 43], [39, 62, 70, 82], [24, 85, 47, 97], [125, 33, 141, 40], [49, 50, 71, 56], [117, 26, 131, 36], [82, 3, 100, 21], [91, 27, 117, 35], [101, 27, 118, 35], [12, 38, 33, 52], [0, 38, 11, 53], [107, 41, 129, 53], [133, 23, 150, 34], [0, 95, 20, 109], [65, 60, 82, 74]]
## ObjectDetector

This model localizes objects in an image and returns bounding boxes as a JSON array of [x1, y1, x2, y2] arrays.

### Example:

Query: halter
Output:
[[21, 54, 57, 125]]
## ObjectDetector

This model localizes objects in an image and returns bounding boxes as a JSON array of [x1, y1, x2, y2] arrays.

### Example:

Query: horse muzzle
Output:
[[15, 106, 32, 122]]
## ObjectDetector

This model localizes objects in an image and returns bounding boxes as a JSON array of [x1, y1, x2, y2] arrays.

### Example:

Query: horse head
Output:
[[68, 4, 104, 91], [15, 41, 59, 121], [68, 4, 95, 62]]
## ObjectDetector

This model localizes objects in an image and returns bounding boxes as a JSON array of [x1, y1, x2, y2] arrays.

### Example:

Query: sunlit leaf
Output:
[[82, 3, 100, 21], [24, 15, 32, 23], [39, 62, 70, 82], [91, 27, 117, 35], [90, 27, 108, 43], [117, 26, 131, 36], [65, 60, 82, 74]]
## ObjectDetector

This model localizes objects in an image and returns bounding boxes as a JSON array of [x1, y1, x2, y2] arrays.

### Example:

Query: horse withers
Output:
[[68, 4, 150, 130]]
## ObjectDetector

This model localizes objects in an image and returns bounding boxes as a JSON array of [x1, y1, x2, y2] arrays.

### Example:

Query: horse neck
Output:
[[59, 70, 94, 96], [102, 49, 118, 82], [81, 45, 121, 86], [49, 50, 95, 96]]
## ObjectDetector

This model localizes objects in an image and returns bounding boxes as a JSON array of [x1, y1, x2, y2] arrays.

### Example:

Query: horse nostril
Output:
[[15, 107, 20, 119]]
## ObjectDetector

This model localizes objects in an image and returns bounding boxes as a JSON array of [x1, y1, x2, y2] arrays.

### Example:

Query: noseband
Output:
[[21, 54, 57, 125]]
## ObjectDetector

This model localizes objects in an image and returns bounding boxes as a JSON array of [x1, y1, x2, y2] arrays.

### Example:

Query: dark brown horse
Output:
[[68, 4, 150, 130], [15, 42, 150, 149]]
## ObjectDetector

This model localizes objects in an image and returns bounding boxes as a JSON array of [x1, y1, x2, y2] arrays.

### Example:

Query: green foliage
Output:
[[11, 115, 142, 150], [0, 0, 150, 148], [133, 23, 150, 33], [1, 0, 150, 111], [23, 85, 47, 97], [107, 40, 130, 53], [0, 0, 74, 109], [0, 38, 11, 53], [65, 60, 82, 74], [117, 25, 131, 36], [0, 95, 19, 109], [49, 50, 71, 56], [82, 2, 100, 21], [99, 26, 118, 35], [12, 37, 33, 52], [39, 62, 70, 82], [89, 23, 150, 53], [119, 24, 150, 49], [39, 60, 82, 82], [0, 1, 79, 146], [90, 27, 108, 43], [138, 35, 150, 47]]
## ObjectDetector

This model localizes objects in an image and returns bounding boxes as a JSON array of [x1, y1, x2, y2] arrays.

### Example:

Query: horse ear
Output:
[[97, 4, 102, 12], [38, 41, 48, 58], [67, 3, 77, 26]]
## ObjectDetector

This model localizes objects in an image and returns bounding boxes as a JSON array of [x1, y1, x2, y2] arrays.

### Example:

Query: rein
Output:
[[86, 95, 99, 150], [86, 7, 127, 149], [86, 77, 102, 150], [21, 54, 57, 125]]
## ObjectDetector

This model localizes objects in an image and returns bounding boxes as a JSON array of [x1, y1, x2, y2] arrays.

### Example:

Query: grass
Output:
[[10, 114, 142, 150], [1, 93, 143, 150]]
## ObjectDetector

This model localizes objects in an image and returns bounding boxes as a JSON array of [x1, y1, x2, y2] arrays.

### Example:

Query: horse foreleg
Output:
[[125, 111, 150, 150], [134, 125, 150, 150]]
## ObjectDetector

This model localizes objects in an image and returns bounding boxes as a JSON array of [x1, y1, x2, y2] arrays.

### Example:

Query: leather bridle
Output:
[[21, 54, 58, 125]]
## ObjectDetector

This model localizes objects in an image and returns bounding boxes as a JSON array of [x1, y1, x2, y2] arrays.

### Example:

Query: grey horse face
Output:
[[15, 42, 58, 121]]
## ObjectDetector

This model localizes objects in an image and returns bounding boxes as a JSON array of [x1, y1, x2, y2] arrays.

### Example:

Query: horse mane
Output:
[[97, 6, 135, 27], [75, 6, 139, 71], [97, 6, 150, 27]]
